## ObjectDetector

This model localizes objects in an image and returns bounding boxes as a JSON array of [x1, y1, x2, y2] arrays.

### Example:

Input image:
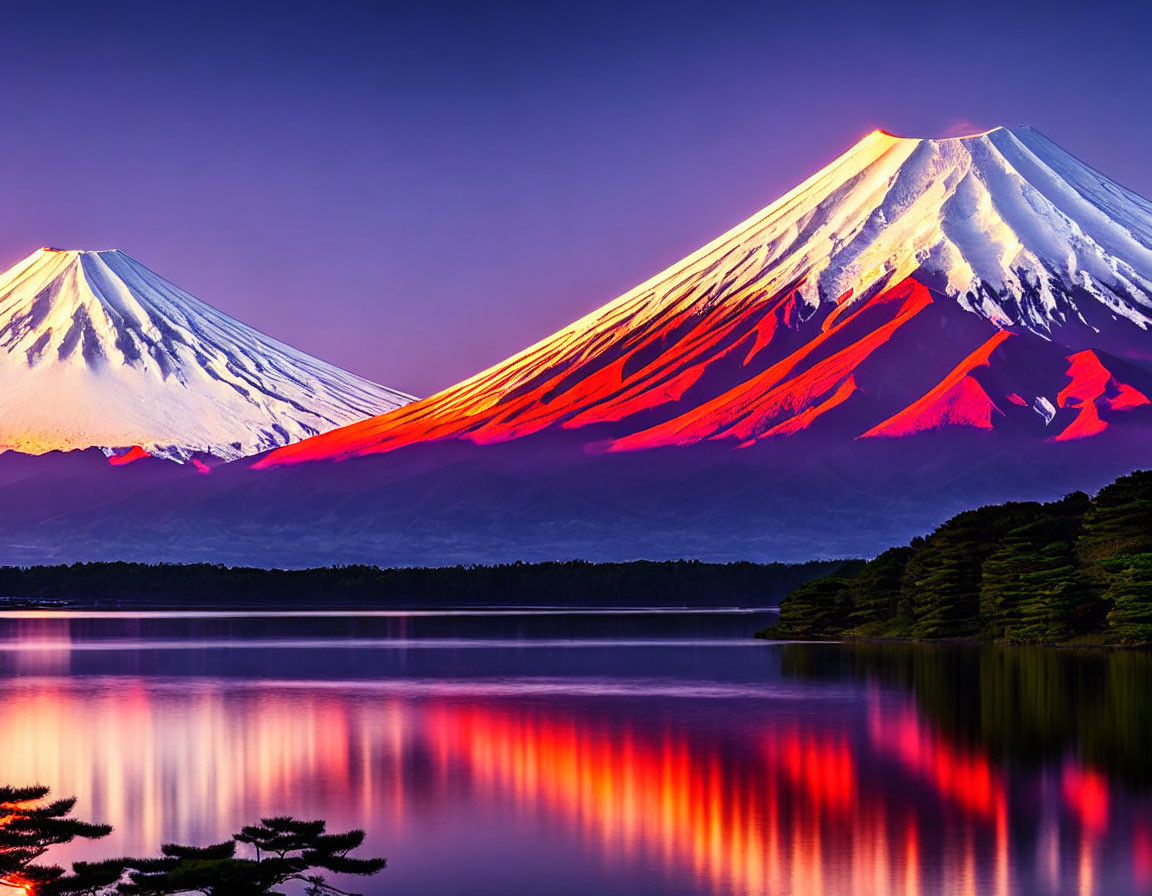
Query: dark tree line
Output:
[[765, 469, 1152, 643], [0, 559, 854, 610], [0, 787, 385, 896]]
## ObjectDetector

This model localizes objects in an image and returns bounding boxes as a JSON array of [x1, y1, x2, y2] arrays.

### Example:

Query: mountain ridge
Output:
[[0, 247, 414, 461], [257, 125, 1152, 467], [4, 124, 1152, 567]]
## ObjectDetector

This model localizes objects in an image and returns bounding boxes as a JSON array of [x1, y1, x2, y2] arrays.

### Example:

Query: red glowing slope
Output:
[[607, 279, 937, 450], [1052, 351, 1151, 441], [255, 126, 1152, 469], [862, 331, 1013, 439], [257, 277, 924, 464], [107, 446, 152, 466], [259, 268, 1152, 467], [258, 272, 1152, 468]]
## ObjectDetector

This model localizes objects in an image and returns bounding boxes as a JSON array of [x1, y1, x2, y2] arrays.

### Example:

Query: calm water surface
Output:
[[0, 608, 1149, 896]]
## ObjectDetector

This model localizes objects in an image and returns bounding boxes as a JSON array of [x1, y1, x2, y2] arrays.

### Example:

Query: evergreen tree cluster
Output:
[[766, 470, 1152, 644]]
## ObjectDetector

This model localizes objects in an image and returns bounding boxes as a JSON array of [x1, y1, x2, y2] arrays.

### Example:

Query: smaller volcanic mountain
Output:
[[259, 126, 1152, 466], [0, 248, 413, 461]]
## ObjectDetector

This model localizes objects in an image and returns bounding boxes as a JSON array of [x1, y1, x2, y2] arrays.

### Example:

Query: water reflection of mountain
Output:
[[782, 643, 1152, 788]]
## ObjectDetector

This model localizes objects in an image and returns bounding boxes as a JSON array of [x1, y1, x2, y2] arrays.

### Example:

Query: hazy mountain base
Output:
[[762, 469, 1152, 645], [0, 427, 1147, 567]]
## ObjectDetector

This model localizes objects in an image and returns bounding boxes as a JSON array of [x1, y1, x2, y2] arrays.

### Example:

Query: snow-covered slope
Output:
[[259, 126, 1152, 467], [0, 248, 414, 461], [693, 124, 1152, 331]]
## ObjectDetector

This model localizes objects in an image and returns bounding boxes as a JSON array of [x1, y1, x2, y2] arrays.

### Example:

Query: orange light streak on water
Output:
[[425, 700, 1042, 896], [0, 681, 1139, 895]]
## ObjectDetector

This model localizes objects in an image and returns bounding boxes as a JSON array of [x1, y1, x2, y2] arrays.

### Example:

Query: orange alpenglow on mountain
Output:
[[257, 126, 1152, 469]]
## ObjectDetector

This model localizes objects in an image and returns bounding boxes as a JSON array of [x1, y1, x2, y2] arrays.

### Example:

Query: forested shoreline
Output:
[[763, 470, 1152, 645], [0, 559, 854, 609]]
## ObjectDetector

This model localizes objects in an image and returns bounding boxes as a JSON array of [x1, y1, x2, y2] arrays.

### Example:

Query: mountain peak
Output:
[[34, 247, 128, 264], [766, 124, 1152, 328], [0, 247, 415, 461], [871, 125, 1012, 141], [259, 126, 1152, 467], [39, 246, 119, 254]]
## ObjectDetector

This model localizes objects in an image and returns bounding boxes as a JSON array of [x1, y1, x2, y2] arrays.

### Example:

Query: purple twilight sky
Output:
[[1, 0, 1149, 397]]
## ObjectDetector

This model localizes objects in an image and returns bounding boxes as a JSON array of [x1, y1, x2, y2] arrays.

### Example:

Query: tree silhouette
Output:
[[0, 785, 119, 895], [119, 817, 385, 896]]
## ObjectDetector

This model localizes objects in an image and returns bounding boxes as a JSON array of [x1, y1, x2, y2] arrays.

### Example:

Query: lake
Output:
[[0, 608, 1148, 895]]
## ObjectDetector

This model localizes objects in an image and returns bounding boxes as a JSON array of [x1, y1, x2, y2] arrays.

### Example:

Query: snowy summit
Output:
[[259, 125, 1152, 465], [0, 248, 414, 461], [755, 126, 1152, 330]]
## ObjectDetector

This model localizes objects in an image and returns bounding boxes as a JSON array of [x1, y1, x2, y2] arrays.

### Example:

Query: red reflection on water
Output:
[[0, 681, 1144, 895], [428, 701, 1022, 895], [765, 727, 856, 813], [1063, 763, 1111, 834], [1134, 823, 1152, 888], [869, 699, 1005, 819]]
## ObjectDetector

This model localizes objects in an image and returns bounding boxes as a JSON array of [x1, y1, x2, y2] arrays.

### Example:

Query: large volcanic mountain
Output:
[[2, 126, 1151, 566], [259, 126, 1152, 467], [0, 248, 413, 461]]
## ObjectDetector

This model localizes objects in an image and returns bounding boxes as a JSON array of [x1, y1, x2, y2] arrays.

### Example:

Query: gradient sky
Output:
[[2, 0, 1149, 396]]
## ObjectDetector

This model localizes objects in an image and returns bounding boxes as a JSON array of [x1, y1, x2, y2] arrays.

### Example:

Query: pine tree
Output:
[[768, 473, 1152, 644], [845, 546, 914, 631], [979, 493, 1092, 641], [120, 817, 385, 896], [902, 504, 1037, 637], [1103, 554, 1152, 642], [769, 577, 852, 637], [1078, 471, 1152, 641], [0, 785, 117, 896], [1078, 471, 1152, 566]]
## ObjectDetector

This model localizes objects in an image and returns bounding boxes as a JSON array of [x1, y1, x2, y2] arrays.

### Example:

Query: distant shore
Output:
[[0, 558, 857, 611]]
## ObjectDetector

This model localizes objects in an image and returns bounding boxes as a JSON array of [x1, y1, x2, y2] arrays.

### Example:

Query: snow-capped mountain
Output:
[[258, 126, 1152, 467], [0, 248, 414, 461], [3, 126, 1152, 569]]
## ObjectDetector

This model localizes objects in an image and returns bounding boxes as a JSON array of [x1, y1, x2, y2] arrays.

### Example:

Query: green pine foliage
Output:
[[1103, 554, 1152, 641], [1079, 472, 1152, 640], [761, 470, 1152, 644], [979, 493, 1093, 641], [903, 503, 1037, 637], [1079, 472, 1152, 566], [773, 577, 852, 637], [845, 546, 915, 632]]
